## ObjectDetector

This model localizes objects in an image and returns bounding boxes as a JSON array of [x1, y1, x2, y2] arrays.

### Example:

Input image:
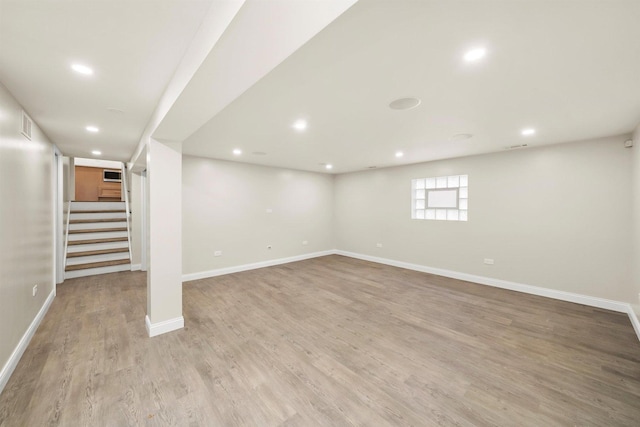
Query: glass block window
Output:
[[412, 175, 468, 221]]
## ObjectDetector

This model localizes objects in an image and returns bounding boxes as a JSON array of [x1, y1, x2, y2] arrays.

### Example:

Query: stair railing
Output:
[[122, 163, 133, 265]]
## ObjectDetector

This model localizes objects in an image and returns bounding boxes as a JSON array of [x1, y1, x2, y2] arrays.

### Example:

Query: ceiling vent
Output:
[[20, 110, 32, 140], [506, 143, 528, 150]]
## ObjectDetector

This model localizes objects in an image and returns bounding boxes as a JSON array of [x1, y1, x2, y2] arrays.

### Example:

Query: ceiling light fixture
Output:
[[233, 149, 242, 155], [521, 128, 536, 136], [389, 98, 421, 110], [464, 47, 487, 62], [91, 150, 101, 155], [395, 151, 404, 158], [325, 164, 333, 170], [292, 119, 307, 131], [71, 63, 94, 75], [86, 125, 99, 133]]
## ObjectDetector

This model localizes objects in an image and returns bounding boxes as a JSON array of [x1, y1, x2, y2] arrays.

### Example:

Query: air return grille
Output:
[[21, 110, 32, 140]]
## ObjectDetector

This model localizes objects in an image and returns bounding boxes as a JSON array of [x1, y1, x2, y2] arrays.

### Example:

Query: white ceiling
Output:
[[0, 0, 214, 161], [181, 0, 640, 174], [1, 1, 639, 172]]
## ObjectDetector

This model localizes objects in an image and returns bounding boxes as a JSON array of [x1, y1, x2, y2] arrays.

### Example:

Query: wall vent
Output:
[[20, 110, 32, 140], [506, 143, 528, 150]]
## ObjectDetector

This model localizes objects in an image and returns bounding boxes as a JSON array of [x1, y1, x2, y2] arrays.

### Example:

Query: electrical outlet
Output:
[[302, 240, 308, 245], [484, 258, 494, 265], [376, 243, 383, 248], [32, 284, 38, 297], [214, 251, 222, 257], [267, 245, 272, 250]]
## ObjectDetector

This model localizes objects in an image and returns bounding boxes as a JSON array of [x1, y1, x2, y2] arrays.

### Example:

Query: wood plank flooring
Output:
[[1, 255, 639, 426]]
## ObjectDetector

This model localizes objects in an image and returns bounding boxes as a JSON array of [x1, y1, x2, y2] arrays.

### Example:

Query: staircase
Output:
[[65, 201, 132, 279]]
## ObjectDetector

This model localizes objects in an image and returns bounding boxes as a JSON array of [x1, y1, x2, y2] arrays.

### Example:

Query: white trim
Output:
[[140, 170, 147, 272], [131, 264, 142, 271], [182, 250, 335, 282], [335, 250, 629, 313], [179, 248, 640, 343], [0, 290, 55, 394], [628, 307, 640, 342], [145, 315, 184, 337]]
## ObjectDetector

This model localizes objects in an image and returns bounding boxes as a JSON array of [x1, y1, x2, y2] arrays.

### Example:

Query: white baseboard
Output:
[[335, 250, 629, 312], [336, 250, 640, 342], [131, 264, 141, 271], [628, 307, 640, 342], [145, 315, 184, 337], [178, 248, 640, 343], [0, 290, 55, 394], [182, 250, 335, 282]]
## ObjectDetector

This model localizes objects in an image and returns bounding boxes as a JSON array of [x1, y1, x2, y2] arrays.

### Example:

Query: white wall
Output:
[[334, 135, 635, 304], [631, 126, 640, 315], [146, 140, 182, 328], [130, 172, 142, 268], [74, 157, 121, 169], [182, 156, 334, 275], [0, 82, 54, 383]]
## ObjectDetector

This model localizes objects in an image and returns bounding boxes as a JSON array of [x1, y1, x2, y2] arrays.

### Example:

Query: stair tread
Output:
[[70, 218, 126, 224], [69, 227, 127, 234], [67, 248, 129, 258], [65, 259, 130, 271], [68, 237, 128, 245], [71, 210, 126, 213]]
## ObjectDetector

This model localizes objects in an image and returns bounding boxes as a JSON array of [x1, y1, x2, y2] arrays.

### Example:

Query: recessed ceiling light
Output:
[[451, 133, 473, 141], [91, 150, 101, 155], [395, 151, 404, 158], [86, 125, 99, 133], [521, 128, 536, 136], [389, 98, 421, 110], [292, 119, 307, 131], [233, 148, 242, 155], [71, 63, 94, 75], [325, 164, 333, 170], [464, 47, 487, 62]]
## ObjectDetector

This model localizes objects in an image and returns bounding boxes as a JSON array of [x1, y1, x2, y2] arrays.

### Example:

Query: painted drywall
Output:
[[182, 156, 334, 275], [146, 140, 182, 327], [74, 157, 121, 169], [631, 125, 640, 316], [130, 172, 142, 267], [61, 156, 71, 201], [0, 82, 54, 378], [334, 135, 634, 304]]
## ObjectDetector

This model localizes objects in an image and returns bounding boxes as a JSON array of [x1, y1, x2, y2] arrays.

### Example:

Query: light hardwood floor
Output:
[[1, 255, 640, 426]]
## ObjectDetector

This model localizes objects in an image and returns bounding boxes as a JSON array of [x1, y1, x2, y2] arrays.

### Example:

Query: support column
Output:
[[145, 139, 183, 337]]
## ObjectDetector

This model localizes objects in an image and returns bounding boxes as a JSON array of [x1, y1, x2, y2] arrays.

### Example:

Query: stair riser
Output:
[[68, 231, 128, 241], [67, 241, 128, 253], [65, 263, 131, 279], [70, 212, 126, 220], [71, 201, 125, 211], [66, 252, 129, 266], [69, 221, 127, 231]]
